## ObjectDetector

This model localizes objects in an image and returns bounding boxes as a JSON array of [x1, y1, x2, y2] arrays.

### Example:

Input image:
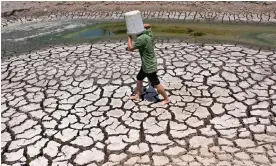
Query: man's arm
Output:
[[126, 24, 151, 51], [126, 35, 136, 51]]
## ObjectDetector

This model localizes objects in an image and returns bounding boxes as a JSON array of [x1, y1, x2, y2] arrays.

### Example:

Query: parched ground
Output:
[[1, 41, 276, 166], [1, 1, 276, 15], [1, 1, 276, 27], [1, 1, 276, 166]]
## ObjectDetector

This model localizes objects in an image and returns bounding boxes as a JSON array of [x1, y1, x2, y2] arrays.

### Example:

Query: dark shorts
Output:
[[136, 68, 160, 86]]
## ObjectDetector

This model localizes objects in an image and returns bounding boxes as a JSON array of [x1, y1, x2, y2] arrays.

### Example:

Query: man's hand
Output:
[[144, 24, 151, 29]]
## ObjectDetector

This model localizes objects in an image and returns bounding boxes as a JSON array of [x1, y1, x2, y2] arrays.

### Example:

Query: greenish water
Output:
[[2, 21, 276, 58], [69, 28, 115, 39], [52, 22, 276, 49]]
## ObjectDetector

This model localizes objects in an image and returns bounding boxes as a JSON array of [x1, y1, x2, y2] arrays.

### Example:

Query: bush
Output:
[[192, 32, 205, 37], [187, 28, 194, 33]]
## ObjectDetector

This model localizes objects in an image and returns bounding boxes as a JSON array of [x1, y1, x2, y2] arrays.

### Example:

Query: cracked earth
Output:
[[1, 41, 276, 166], [2, 9, 276, 28], [2, 1, 276, 28]]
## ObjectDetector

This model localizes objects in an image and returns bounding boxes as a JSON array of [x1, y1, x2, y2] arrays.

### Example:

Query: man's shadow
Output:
[[140, 84, 161, 103]]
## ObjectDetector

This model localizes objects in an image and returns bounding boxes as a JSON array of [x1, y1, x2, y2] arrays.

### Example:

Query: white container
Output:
[[124, 10, 145, 35]]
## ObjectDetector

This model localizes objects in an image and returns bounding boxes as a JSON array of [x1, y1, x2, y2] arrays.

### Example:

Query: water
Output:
[[76, 29, 115, 38], [2, 20, 275, 58], [1, 20, 116, 57]]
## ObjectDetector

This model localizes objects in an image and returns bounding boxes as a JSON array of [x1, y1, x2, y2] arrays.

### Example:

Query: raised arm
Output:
[[126, 35, 136, 52], [126, 24, 150, 51]]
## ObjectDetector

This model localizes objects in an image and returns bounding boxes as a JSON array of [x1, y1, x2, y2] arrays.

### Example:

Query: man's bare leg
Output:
[[129, 80, 143, 101], [156, 84, 170, 104]]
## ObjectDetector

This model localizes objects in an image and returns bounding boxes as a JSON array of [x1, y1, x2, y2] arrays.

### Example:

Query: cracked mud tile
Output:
[[1, 43, 276, 165]]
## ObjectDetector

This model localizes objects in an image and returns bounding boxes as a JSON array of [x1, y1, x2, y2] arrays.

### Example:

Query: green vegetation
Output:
[[56, 21, 276, 49], [187, 28, 194, 33], [192, 32, 205, 37]]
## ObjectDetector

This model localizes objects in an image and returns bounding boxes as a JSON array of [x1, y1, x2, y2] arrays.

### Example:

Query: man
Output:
[[126, 23, 170, 105]]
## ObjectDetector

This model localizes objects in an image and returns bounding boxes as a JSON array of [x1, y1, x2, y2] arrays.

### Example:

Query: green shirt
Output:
[[133, 29, 157, 73]]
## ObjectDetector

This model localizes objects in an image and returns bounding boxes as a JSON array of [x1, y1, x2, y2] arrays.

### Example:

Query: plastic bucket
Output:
[[124, 10, 145, 35]]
